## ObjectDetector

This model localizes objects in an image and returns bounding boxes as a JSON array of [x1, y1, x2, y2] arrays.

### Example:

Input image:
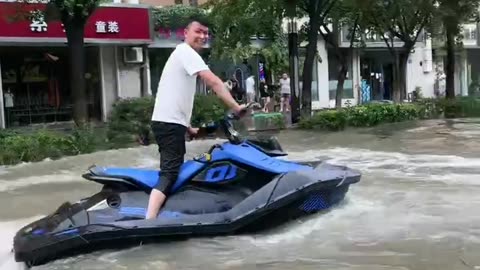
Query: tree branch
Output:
[[320, 0, 336, 19], [319, 21, 336, 47], [349, 16, 359, 49], [372, 16, 395, 54], [401, 14, 409, 35]]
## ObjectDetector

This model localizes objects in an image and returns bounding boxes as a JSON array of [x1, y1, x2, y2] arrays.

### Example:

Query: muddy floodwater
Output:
[[1, 118, 479, 270]]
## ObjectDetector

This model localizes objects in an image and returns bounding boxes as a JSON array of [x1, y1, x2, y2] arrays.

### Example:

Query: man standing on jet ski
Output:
[[146, 17, 246, 220]]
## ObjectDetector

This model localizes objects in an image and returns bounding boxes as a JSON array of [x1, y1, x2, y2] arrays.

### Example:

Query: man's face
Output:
[[184, 22, 209, 51]]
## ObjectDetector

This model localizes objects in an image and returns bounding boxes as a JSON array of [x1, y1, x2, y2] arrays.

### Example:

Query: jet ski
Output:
[[12, 102, 361, 267]]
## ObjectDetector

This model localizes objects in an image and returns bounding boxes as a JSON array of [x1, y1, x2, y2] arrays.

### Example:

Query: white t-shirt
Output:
[[246, 76, 255, 94], [151, 43, 210, 127], [279, 78, 290, 94]]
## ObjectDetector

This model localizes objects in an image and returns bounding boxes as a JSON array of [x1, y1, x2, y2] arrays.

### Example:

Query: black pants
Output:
[[151, 121, 187, 195]]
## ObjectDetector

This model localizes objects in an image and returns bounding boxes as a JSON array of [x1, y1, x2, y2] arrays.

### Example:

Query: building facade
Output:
[[1, 0, 474, 130], [313, 26, 435, 109], [0, 1, 153, 129], [312, 22, 476, 109], [442, 21, 480, 97]]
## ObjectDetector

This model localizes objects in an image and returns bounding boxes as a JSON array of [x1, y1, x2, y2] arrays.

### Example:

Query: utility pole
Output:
[[286, 0, 300, 123]]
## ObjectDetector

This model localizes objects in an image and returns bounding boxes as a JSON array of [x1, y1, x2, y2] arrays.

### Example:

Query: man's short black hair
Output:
[[185, 14, 211, 29]]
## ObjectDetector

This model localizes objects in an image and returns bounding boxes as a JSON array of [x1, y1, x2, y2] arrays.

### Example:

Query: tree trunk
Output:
[[392, 51, 402, 102], [335, 58, 348, 108], [301, 13, 320, 118], [65, 20, 88, 126], [445, 24, 456, 99], [333, 19, 358, 109], [399, 52, 409, 101]]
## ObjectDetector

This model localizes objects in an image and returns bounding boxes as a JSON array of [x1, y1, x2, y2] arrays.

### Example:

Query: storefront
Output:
[[0, 1, 153, 128]]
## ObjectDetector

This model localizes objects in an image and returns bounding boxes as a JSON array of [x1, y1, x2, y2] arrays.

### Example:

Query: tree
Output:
[[316, 0, 363, 108], [357, 0, 435, 102], [205, 0, 288, 76], [153, 4, 209, 31], [434, 0, 480, 99], [11, 0, 102, 126], [296, 0, 336, 116], [206, 0, 335, 117], [50, 0, 102, 125]]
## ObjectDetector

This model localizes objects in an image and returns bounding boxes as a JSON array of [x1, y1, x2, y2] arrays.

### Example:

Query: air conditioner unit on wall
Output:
[[123, 47, 144, 64]]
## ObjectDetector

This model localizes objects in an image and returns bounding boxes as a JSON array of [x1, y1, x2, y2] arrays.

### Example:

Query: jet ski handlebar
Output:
[[225, 102, 262, 120], [221, 102, 262, 145]]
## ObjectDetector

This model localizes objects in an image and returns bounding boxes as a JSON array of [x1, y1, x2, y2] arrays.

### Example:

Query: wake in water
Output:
[[284, 147, 480, 186], [0, 217, 44, 270], [1, 141, 480, 269]]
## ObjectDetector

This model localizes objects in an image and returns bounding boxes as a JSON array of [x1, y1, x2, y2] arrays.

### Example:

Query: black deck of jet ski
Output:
[[13, 161, 360, 266]]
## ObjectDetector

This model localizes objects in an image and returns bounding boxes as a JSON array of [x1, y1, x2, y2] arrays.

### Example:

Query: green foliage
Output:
[[434, 97, 480, 118], [318, 0, 365, 46], [299, 103, 429, 131], [106, 97, 155, 145], [358, 0, 434, 46], [11, 0, 102, 23], [152, 5, 209, 30], [299, 97, 480, 131], [106, 95, 228, 145], [414, 98, 445, 118], [253, 113, 286, 130], [66, 125, 99, 154], [0, 127, 97, 165], [299, 109, 348, 131], [48, 0, 100, 20], [0, 129, 20, 140], [345, 103, 421, 127], [191, 94, 228, 127], [205, 0, 284, 48], [205, 0, 289, 75], [433, 0, 480, 39], [151, 1, 289, 75]]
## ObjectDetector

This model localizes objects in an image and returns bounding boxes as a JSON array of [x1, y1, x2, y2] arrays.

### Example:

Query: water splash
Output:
[[0, 216, 44, 270]]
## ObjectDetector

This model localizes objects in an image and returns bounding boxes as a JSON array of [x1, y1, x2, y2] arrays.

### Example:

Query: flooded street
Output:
[[1, 118, 480, 270]]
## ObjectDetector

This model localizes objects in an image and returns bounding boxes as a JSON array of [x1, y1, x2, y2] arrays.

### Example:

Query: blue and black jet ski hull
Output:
[[13, 163, 359, 266], [13, 140, 361, 267]]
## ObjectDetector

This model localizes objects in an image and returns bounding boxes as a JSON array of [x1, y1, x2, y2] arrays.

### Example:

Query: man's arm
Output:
[[198, 70, 242, 113]]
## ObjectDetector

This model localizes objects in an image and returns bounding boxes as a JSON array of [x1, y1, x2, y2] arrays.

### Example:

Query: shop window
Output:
[[1, 48, 100, 128]]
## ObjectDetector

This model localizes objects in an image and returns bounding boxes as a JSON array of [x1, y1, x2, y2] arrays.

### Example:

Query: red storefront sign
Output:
[[0, 2, 152, 43]]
